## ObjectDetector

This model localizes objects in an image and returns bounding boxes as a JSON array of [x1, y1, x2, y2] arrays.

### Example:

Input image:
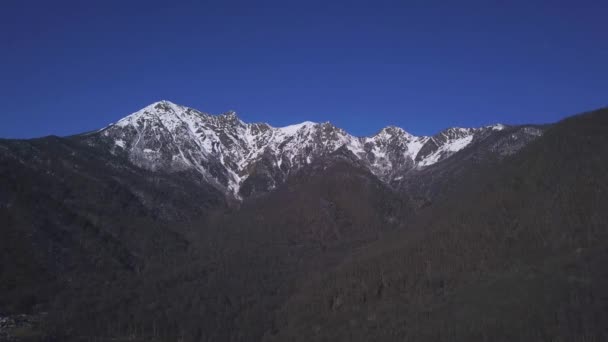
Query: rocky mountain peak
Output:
[[91, 101, 539, 199], [376, 125, 411, 137], [148, 100, 183, 113], [218, 110, 240, 122]]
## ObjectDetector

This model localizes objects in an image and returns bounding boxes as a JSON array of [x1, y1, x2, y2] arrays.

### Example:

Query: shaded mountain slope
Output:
[[267, 108, 608, 342], [0, 135, 226, 325], [396, 124, 545, 204], [121, 148, 413, 342], [0, 136, 414, 341]]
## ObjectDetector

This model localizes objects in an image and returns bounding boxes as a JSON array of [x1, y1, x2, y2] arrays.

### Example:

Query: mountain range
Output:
[[84, 100, 541, 198], [1, 103, 606, 342]]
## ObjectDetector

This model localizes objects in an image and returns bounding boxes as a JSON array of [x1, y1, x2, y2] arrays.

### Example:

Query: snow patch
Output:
[[277, 121, 316, 135], [418, 135, 474, 167]]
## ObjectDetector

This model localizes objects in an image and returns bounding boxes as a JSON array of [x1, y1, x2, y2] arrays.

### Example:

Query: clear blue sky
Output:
[[1, 0, 607, 138]]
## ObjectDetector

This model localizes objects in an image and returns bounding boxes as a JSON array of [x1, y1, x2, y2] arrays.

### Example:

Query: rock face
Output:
[[88, 100, 542, 198]]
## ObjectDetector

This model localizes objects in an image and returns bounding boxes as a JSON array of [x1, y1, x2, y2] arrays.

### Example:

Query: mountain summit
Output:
[[90, 101, 538, 198]]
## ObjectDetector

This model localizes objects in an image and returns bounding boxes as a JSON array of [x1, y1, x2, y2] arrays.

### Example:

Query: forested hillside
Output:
[[1, 108, 607, 341]]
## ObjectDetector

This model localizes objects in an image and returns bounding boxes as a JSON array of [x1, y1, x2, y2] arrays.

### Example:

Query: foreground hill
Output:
[[0, 135, 227, 340]]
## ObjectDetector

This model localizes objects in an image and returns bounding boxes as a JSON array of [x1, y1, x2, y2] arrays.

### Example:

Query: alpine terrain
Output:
[[1, 102, 607, 342], [86, 101, 540, 199]]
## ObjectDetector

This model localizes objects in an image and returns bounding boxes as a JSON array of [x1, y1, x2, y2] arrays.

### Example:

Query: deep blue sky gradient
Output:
[[1, 0, 607, 138]]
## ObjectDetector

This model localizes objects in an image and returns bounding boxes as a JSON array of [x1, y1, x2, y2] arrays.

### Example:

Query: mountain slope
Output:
[[0, 136, 415, 341], [0, 135, 227, 326], [266, 108, 608, 342], [396, 124, 545, 202], [172, 148, 413, 341]]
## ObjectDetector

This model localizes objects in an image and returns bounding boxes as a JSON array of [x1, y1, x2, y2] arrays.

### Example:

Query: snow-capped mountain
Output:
[[92, 100, 531, 198]]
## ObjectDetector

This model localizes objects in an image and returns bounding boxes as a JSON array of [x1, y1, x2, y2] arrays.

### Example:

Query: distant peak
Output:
[[374, 125, 414, 139], [111, 101, 186, 128], [382, 125, 406, 133], [444, 126, 469, 132], [149, 99, 177, 107], [276, 121, 317, 135], [133, 100, 183, 114], [218, 110, 242, 123], [489, 123, 506, 131], [222, 110, 238, 117]]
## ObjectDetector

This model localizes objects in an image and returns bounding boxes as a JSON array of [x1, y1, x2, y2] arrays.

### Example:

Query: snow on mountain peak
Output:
[[276, 121, 317, 135], [147, 100, 182, 112], [220, 110, 239, 119], [374, 126, 416, 140], [98, 101, 512, 198]]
